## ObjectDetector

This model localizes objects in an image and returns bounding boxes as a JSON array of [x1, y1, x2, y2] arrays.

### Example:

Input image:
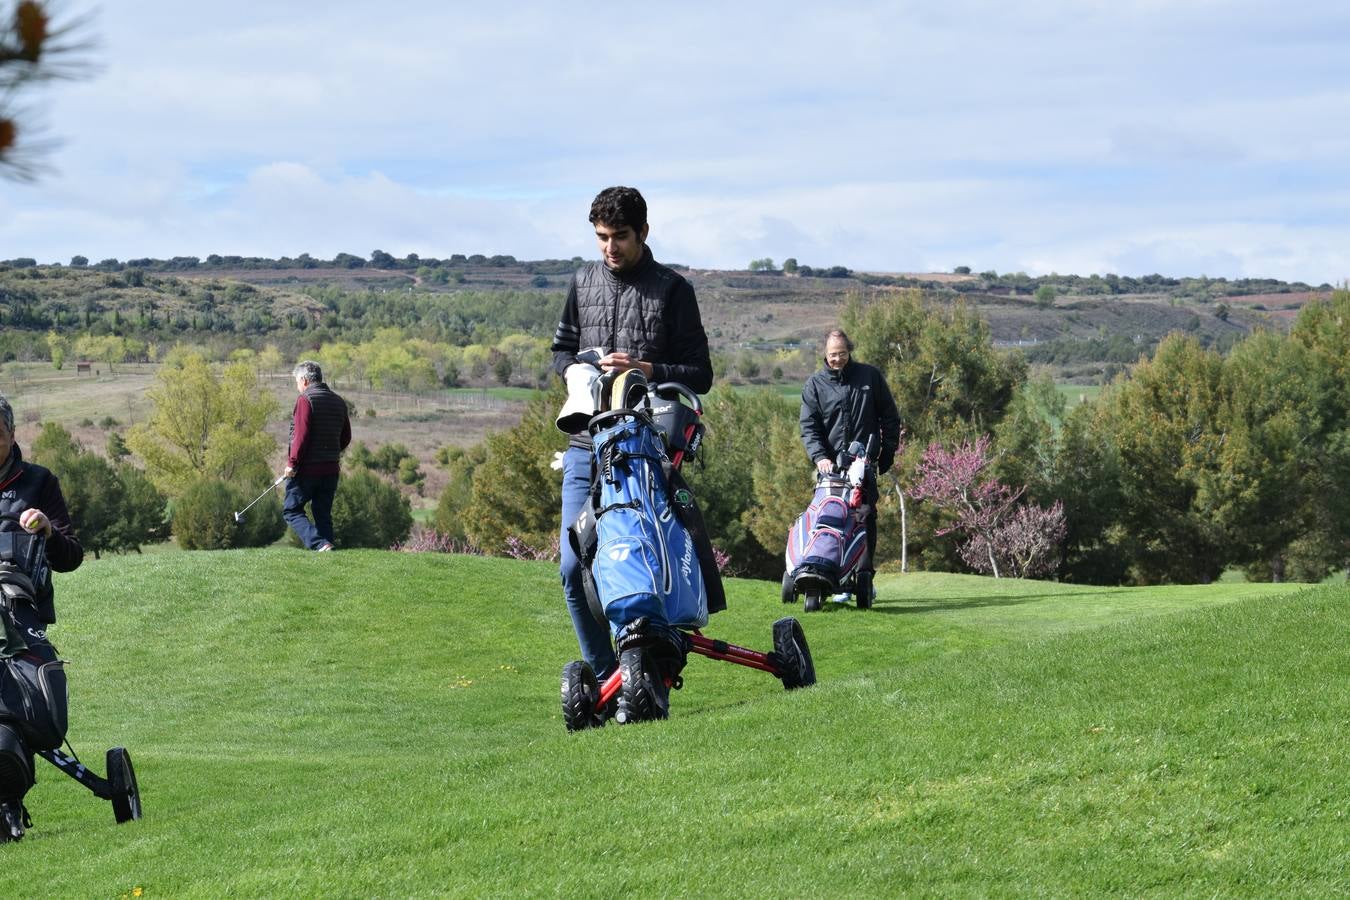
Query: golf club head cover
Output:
[[556, 363, 601, 434]]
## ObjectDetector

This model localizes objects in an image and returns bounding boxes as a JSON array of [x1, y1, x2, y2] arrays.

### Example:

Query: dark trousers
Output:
[[283, 474, 339, 549]]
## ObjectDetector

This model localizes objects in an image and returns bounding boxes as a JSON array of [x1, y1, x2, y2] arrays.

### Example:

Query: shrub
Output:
[[173, 478, 246, 550], [433, 444, 487, 542], [331, 468, 413, 548], [237, 485, 286, 548]]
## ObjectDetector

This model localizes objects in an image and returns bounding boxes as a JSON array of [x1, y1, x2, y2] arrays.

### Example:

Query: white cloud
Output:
[[5, 2, 1349, 282]]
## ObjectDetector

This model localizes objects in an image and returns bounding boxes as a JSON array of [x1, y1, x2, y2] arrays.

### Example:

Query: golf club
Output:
[[233, 475, 285, 523]]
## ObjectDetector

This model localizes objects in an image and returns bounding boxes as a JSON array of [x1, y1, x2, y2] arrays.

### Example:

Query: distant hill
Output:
[[0, 255, 1333, 382]]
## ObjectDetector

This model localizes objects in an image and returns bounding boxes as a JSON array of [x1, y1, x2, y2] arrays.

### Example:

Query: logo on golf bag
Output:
[[608, 544, 633, 562]]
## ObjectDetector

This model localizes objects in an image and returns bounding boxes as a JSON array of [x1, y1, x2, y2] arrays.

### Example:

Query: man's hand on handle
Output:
[[815, 459, 834, 475]]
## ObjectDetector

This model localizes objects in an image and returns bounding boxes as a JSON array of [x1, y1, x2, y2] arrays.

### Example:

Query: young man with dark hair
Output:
[[283, 361, 352, 552], [551, 186, 713, 720], [799, 329, 902, 595]]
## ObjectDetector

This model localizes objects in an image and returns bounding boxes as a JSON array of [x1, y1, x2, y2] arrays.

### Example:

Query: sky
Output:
[[3, 1, 1349, 283]]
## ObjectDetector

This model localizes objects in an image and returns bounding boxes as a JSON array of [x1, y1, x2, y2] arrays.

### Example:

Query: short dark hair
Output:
[[0, 396, 12, 435], [589, 186, 647, 231], [825, 329, 854, 352]]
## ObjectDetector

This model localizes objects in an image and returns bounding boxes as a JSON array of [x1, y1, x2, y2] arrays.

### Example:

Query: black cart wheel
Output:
[[561, 661, 600, 732], [855, 570, 873, 610], [772, 617, 816, 690], [106, 747, 142, 824], [803, 589, 822, 613], [780, 570, 795, 604]]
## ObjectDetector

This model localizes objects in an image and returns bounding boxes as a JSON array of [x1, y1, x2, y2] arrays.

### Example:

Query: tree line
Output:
[[22, 276, 1350, 582], [431, 287, 1350, 584]]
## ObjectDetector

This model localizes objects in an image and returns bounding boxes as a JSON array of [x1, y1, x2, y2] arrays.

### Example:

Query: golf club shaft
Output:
[[238, 476, 285, 516]]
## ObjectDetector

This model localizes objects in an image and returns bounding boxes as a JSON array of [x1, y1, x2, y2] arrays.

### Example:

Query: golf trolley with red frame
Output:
[[560, 372, 816, 731]]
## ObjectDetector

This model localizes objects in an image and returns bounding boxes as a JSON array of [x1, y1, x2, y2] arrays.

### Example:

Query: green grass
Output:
[[1055, 382, 1103, 408], [17, 552, 1345, 896]]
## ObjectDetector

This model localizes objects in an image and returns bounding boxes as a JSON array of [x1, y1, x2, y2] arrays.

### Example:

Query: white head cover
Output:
[[556, 363, 601, 434]]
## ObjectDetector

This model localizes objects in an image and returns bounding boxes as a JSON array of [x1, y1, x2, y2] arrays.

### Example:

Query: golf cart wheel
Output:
[[772, 617, 816, 690], [803, 590, 822, 613], [561, 661, 600, 732], [780, 570, 795, 604], [610, 369, 648, 412], [106, 747, 142, 823], [855, 570, 873, 610]]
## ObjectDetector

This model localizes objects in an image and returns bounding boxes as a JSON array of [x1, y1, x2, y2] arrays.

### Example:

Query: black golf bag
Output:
[[0, 531, 68, 803], [0, 526, 141, 838]]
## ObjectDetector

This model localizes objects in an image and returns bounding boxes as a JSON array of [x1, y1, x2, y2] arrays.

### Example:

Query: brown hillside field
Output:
[[2, 363, 525, 509]]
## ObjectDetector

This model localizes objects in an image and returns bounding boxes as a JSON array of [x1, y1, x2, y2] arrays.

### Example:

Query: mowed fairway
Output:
[[14, 551, 1345, 896]]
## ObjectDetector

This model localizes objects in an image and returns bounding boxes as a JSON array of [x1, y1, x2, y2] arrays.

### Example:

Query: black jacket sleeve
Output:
[[38, 470, 83, 573], [799, 376, 831, 464], [550, 277, 582, 377], [872, 370, 902, 474], [650, 280, 713, 393]]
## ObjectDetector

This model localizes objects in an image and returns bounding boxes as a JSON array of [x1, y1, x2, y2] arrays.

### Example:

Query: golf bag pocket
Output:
[[0, 642, 68, 751], [594, 509, 665, 626]]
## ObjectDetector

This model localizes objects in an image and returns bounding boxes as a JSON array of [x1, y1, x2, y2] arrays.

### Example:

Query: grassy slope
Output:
[[13, 552, 1344, 896]]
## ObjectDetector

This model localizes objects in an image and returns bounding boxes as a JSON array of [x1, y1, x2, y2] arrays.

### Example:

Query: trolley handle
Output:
[[653, 382, 703, 416]]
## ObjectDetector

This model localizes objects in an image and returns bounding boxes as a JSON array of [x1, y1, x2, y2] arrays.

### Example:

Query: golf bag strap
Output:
[[664, 462, 727, 615], [566, 478, 607, 627]]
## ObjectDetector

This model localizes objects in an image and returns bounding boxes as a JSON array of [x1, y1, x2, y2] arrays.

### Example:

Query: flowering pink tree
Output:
[[911, 435, 1065, 579], [959, 501, 1067, 579]]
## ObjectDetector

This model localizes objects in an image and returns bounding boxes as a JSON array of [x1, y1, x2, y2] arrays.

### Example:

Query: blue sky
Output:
[[3, 1, 1349, 282]]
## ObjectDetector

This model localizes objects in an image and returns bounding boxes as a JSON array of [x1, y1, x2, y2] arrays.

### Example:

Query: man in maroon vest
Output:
[[283, 361, 351, 551]]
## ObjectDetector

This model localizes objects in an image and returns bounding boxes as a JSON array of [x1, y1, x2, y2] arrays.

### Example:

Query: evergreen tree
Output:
[[461, 384, 566, 555]]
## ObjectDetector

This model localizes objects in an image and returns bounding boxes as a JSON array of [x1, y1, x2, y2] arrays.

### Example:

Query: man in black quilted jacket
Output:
[[550, 186, 713, 722]]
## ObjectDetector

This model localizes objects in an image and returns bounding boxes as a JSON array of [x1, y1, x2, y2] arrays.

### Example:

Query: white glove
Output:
[[550, 451, 566, 471], [847, 456, 867, 487]]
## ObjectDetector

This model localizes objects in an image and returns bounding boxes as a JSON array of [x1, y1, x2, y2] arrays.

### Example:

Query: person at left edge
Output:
[[0, 394, 84, 841]]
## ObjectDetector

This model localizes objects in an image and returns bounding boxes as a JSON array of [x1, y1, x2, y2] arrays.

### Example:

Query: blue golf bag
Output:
[[587, 415, 708, 631]]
